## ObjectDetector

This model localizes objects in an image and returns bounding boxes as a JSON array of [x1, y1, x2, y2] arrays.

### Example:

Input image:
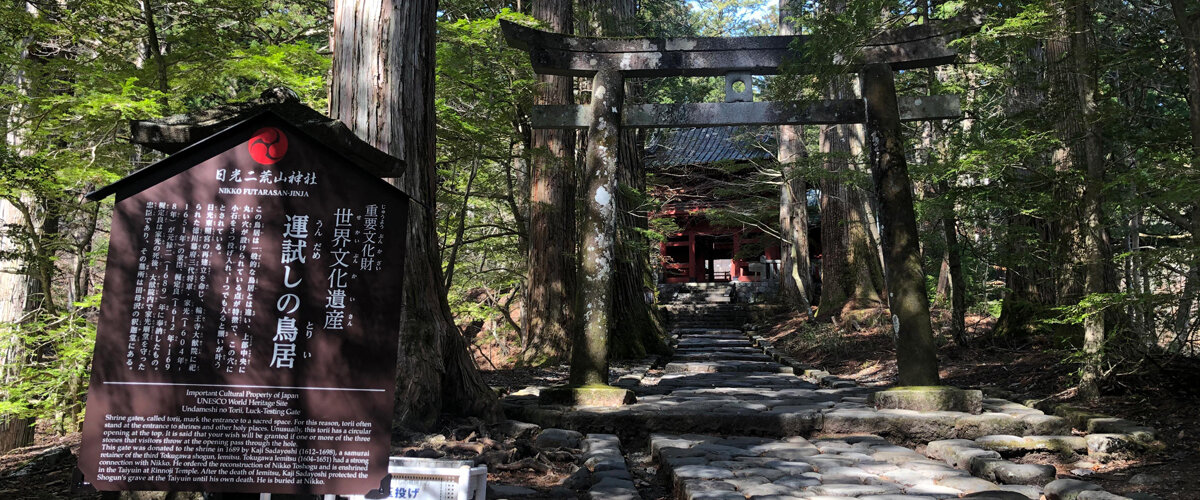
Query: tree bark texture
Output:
[[610, 121, 669, 358], [0, 201, 34, 453], [1053, 0, 1108, 401], [329, 0, 500, 429], [523, 0, 578, 363], [942, 201, 967, 344], [777, 0, 813, 313], [569, 66, 622, 386], [140, 0, 169, 111], [595, 0, 667, 359], [815, 78, 885, 319], [0, 11, 46, 451], [1169, 0, 1200, 174], [779, 135, 813, 313], [861, 63, 940, 386]]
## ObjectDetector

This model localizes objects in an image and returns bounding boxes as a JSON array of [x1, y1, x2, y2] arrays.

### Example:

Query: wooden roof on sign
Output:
[[500, 17, 977, 77], [89, 91, 406, 201], [127, 88, 403, 177]]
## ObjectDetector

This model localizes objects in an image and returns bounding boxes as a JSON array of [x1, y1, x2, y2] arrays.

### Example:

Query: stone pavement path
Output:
[[652, 432, 1041, 500], [647, 329, 1045, 500], [505, 328, 1068, 443], [505, 328, 869, 438], [502, 327, 1153, 499]]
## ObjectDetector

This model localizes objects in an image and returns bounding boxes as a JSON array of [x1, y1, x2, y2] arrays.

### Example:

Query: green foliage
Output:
[[688, 0, 778, 36], [434, 10, 537, 326], [0, 294, 100, 433], [0, 0, 335, 440], [0, 0, 1194, 436]]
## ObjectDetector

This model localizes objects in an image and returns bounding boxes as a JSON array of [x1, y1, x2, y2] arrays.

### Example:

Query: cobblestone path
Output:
[[503, 325, 1154, 499]]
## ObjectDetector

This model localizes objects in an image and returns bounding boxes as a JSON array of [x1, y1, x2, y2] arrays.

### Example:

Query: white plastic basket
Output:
[[344, 457, 487, 500]]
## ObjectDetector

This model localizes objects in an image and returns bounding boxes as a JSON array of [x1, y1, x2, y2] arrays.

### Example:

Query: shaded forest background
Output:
[[0, 0, 1197, 453]]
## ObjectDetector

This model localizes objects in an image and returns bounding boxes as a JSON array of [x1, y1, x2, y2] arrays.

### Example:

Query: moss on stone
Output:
[[539, 385, 636, 407], [869, 386, 983, 414]]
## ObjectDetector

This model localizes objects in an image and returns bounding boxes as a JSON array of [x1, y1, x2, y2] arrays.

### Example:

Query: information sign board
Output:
[[79, 114, 407, 495]]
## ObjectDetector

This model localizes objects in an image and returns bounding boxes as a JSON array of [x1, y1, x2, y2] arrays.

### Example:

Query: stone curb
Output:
[[1050, 406, 1164, 460], [743, 330, 1164, 462], [582, 433, 641, 500], [924, 439, 1144, 499], [745, 333, 858, 388]]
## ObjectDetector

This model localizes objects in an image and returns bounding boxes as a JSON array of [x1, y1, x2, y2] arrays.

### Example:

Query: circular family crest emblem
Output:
[[248, 126, 288, 165]]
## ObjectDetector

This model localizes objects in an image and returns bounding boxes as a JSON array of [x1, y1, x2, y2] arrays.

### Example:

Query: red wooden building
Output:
[[647, 127, 781, 284]]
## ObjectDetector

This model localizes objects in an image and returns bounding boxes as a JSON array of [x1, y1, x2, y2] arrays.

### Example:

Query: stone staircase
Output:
[[659, 283, 749, 331], [659, 282, 736, 303], [661, 303, 748, 330]]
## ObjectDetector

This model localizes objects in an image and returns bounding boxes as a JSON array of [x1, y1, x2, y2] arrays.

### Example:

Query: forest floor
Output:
[[758, 306, 1200, 500]]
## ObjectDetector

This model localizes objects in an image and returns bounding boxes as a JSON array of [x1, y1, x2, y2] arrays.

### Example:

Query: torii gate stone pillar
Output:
[[570, 65, 623, 388], [861, 63, 940, 387]]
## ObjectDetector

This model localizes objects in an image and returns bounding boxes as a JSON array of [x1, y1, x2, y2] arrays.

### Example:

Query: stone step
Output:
[[673, 353, 775, 363], [670, 317, 745, 323], [672, 327, 743, 333], [669, 308, 743, 311], [676, 335, 751, 342], [668, 319, 743, 324], [662, 298, 735, 305], [664, 361, 794, 374], [673, 347, 764, 357], [671, 322, 746, 329], [675, 341, 756, 350], [663, 309, 747, 314]]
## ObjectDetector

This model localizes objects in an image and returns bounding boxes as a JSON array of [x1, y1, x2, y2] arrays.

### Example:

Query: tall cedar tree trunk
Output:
[[777, 0, 813, 313], [994, 19, 1069, 337], [590, 0, 668, 359], [815, 78, 886, 320], [329, 0, 500, 428], [0, 202, 34, 452], [1169, 0, 1200, 346], [926, 115, 965, 344], [940, 184, 967, 344], [522, 0, 577, 364], [1057, 0, 1109, 401], [0, 1, 57, 451], [141, 0, 169, 111], [932, 182, 967, 344]]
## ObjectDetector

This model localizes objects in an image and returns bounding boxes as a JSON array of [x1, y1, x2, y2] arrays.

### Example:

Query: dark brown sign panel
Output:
[[80, 116, 407, 495]]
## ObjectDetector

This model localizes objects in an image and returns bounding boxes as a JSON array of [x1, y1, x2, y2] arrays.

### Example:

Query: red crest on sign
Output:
[[248, 126, 288, 164]]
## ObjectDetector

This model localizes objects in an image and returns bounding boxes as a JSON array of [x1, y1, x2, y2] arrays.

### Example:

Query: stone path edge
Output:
[[581, 433, 642, 500]]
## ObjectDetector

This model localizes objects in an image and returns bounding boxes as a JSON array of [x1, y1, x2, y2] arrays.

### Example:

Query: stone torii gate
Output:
[[502, 18, 970, 393]]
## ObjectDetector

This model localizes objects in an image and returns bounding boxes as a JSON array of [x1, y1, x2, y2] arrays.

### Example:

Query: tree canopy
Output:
[[0, 0, 1197, 440]]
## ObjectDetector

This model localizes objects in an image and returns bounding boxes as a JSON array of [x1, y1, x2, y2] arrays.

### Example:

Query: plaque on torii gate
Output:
[[502, 18, 974, 388]]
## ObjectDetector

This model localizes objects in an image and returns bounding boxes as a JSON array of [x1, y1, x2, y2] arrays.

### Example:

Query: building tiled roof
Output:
[[645, 126, 776, 168]]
